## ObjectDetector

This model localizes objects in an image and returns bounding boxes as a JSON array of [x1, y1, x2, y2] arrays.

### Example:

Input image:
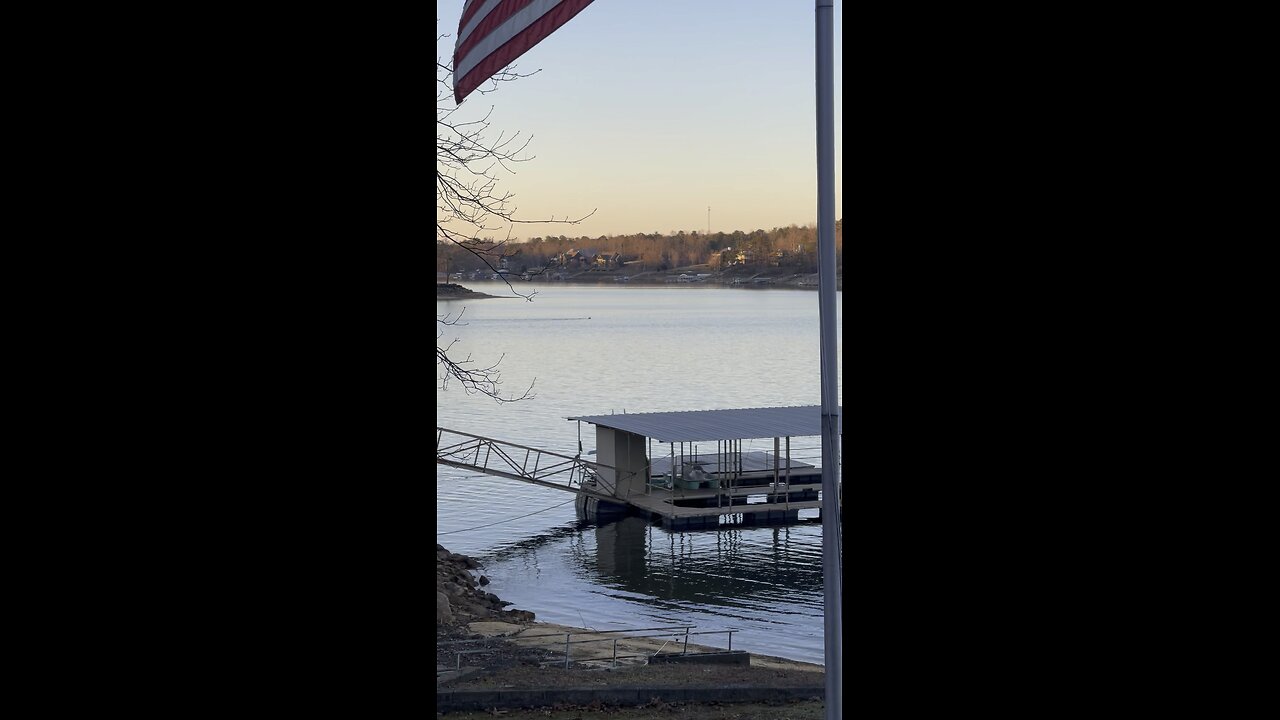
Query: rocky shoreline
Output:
[[436, 283, 500, 300], [435, 542, 824, 670], [436, 543, 826, 715], [437, 543, 535, 628], [436, 268, 841, 296]]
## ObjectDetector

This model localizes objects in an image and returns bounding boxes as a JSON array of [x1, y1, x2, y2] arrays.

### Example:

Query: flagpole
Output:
[[814, 2, 842, 719]]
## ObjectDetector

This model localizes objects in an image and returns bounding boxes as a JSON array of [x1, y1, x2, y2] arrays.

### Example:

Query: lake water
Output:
[[436, 281, 841, 665]]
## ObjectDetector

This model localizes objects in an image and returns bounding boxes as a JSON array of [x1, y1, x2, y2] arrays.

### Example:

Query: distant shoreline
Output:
[[437, 271, 840, 296], [436, 283, 500, 300]]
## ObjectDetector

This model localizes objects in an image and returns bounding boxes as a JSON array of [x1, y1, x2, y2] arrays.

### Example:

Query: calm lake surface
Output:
[[436, 282, 841, 665]]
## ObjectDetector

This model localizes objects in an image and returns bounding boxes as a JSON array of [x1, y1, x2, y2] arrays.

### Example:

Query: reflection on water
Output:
[[584, 517, 823, 607], [477, 515, 828, 663]]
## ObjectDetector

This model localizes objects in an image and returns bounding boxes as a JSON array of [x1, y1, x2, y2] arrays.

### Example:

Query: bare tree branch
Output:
[[437, 37, 593, 402], [437, 309, 535, 402]]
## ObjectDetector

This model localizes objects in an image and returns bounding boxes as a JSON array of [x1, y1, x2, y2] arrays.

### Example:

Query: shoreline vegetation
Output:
[[437, 542, 826, 716], [437, 222, 843, 282]]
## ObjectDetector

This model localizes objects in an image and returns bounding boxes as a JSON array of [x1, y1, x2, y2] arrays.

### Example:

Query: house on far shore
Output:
[[558, 248, 598, 268]]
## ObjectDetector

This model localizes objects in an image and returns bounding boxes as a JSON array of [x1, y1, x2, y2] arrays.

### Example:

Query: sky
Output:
[[437, 0, 843, 240]]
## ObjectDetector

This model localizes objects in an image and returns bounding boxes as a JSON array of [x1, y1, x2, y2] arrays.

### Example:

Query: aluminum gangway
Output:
[[435, 427, 636, 503]]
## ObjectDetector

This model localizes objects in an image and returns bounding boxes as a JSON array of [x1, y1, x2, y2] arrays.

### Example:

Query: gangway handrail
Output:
[[436, 426, 643, 504], [437, 427, 581, 460]]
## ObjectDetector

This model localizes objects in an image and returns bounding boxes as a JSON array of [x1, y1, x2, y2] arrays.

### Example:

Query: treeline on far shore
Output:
[[437, 221, 843, 277]]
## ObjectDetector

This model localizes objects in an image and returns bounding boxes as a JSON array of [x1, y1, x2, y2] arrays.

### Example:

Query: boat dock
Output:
[[436, 405, 840, 531]]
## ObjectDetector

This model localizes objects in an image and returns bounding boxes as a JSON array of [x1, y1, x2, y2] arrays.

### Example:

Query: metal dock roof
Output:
[[567, 406, 840, 443], [650, 451, 815, 474]]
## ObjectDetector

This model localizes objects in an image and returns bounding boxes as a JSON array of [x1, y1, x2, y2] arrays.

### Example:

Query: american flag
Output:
[[453, 0, 597, 105]]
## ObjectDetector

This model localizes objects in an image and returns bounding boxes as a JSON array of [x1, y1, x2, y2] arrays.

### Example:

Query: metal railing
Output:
[[436, 427, 644, 500], [438, 624, 742, 672]]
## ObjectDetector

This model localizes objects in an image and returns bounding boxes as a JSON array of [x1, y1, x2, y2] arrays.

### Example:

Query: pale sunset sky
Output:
[[437, 0, 844, 240]]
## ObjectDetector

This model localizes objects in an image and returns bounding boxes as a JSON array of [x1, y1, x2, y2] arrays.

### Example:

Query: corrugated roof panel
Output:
[[650, 451, 815, 474], [566, 406, 840, 442]]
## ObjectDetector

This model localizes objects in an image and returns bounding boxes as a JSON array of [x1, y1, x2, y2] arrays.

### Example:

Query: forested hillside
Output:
[[437, 221, 842, 277]]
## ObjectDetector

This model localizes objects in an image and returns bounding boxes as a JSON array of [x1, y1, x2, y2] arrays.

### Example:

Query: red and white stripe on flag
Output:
[[453, 0, 596, 105]]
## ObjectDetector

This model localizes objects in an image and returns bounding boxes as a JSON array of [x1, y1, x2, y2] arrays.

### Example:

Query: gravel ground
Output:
[[438, 700, 826, 719], [438, 623, 825, 691]]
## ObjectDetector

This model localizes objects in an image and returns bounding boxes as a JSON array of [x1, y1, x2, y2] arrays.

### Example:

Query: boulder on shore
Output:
[[437, 591, 452, 623], [435, 543, 534, 632]]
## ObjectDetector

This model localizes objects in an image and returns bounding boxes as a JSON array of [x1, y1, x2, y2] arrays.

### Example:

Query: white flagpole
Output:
[[815, 2, 842, 719]]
